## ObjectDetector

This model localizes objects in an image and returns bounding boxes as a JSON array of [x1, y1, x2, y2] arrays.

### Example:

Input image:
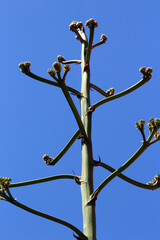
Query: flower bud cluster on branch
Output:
[[139, 67, 153, 81], [19, 62, 31, 73]]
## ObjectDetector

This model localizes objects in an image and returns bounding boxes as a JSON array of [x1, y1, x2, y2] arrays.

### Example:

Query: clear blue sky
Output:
[[0, 0, 160, 239]]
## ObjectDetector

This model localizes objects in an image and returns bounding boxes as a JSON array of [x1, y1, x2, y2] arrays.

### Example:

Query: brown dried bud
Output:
[[76, 21, 83, 30], [139, 66, 146, 74], [69, 21, 77, 32], [57, 55, 66, 63], [106, 88, 115, 96], [101, 34, 108, 42], [85, 18, 98, 28]]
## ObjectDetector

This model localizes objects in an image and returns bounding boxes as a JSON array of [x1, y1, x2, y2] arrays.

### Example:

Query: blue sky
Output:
[[0, 0, 160, 239]]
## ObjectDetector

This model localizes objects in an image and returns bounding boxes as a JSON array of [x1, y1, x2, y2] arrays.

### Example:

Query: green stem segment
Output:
[[24, 71, 80, 95], [94, 78, 149, 109], [92, 142, 149, 197], [2, 193, 87, 240], [99, 162, 157, 190], [9, 174, 77, 188], [48, 129, 80, 165], [57, 79, 87, 138], [80, 32, 96, 240]]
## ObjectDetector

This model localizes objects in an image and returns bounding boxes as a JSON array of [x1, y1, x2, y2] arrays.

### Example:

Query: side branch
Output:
[[9, 174, 77, 188], [92, 142, 148, 197], [57, 79, 87, 139], [1, 194, 87, 240], [99, 162, 157, 190], [43, 129, 80, 165], [20, 70, 80, 95], [94, 78, 149, 109]]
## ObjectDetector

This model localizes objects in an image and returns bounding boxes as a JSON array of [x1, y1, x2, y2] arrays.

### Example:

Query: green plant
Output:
[[1, 19, 160, 240]]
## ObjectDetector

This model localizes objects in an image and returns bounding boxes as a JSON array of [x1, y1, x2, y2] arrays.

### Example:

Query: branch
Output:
[[85, 19, 98, 65], [92, 142, 149, 197], [1, 193, 87, 240], [19, 68, 80, 95], [90, 83, 115, 97], [99, 162, 157, 190], [94, 78, 150, 109], [9, 174, 78, 188], [43, 129, 80, 165], [50, 64, 87, 139]]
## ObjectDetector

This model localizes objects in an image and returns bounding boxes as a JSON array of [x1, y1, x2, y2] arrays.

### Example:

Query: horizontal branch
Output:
[[43, 129, 80, 165], [94, 78, 149, 109], [99, 162, 157, 190], [23, 71, 80, 95], [2, 193, 87, 239], [9, 174, 77, 188]]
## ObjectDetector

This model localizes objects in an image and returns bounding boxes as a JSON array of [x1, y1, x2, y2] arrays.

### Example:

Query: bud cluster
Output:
[[100, 34, 108, 43], [69, 21, 84, 32], [43, 154, 54, 165], [139, 66, 153, 81], [52, 62, 62, 73], [0, 177, 11, 193], [147, 118, 160, 132], [106, 88, 115, 96], [147, 174, 160, 188], [63, 64, 71, 72], [19, 62, 31, 73], [57, 55, 66, 63], [135, 119, 145, 130], [85, 18, 98, 28]]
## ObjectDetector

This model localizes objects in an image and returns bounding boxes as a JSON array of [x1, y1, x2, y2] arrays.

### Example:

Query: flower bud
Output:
[[57, 55, 66, 63], [63, 64, 71, 72], [69, 21, 77, 32], [139, 66, 146, 74], [85, 18, 98, 28], [135, 122, 140, 129], [101, 34, 108, 42], [52, 62, 62, 72], [47, 69, 56, 78], [76, 21, 83, 29], [19, 61, 31, 73]]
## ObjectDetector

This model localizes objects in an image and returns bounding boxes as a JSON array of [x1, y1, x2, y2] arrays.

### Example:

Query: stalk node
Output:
[[86, 189, 99, 206], [85, 105, 95, 115], [93, 156, 101, 166]]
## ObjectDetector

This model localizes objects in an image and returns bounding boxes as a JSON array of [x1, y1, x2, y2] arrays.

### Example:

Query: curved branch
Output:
[[23, 71, 80, 95], [92, 142, 149, 197], [94, 78, 149, 109], [2, 194, 87, 240], [99, 162, 157, 190], [43, 129, 80, 165], [9, 174, 77, 188], [57, 80, 87, 138], [90, 83, 108, 97]]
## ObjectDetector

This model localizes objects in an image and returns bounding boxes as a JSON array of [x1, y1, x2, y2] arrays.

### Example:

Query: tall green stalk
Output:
[[80, 25, 96, 240]]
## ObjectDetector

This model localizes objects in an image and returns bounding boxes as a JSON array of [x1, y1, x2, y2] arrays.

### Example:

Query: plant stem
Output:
[[47, 129, 80, 165], [2, 193, 87, 239], [9, 174, 77, 188], [57, 80, 87, 138], [99, 162, 156, 190], [94, 78, 149, 109], [93, 142, 148, 197], [80, 32, 96, 240], [24, 71, 80, 95]]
